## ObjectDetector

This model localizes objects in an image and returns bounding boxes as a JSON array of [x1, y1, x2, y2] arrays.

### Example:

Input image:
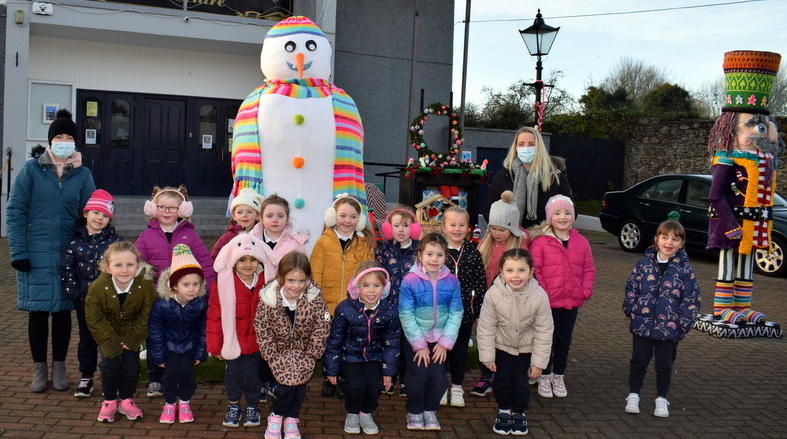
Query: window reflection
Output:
[[110, 99, 130, 149]]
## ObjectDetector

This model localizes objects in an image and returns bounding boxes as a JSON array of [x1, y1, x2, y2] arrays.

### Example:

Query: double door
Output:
[[77, 90, 240, 196]]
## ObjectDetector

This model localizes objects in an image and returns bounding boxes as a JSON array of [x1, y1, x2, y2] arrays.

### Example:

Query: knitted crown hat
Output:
[[169, 244, 204, 288], [266, 15, 326, 38], [84, 189, 115, 218], [488, 190, 523, 237], [722, 50, 782, 114], [545, 195, 575, 220], [230, 187, 264, 213], [48, 109, 78, 145]]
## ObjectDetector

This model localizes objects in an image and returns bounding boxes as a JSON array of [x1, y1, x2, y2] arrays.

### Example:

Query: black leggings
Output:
[[29, 311, 71, 363]]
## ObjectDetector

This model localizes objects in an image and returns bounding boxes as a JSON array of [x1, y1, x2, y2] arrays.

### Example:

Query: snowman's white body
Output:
[[257, 95, 335, 253]]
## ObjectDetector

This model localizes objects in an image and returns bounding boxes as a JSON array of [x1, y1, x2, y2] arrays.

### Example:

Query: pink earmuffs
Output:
[[381, 209, 422, 240], [347, 267, 391, 300], [143, 189, 194, 218], [324, 194, 366, 232]]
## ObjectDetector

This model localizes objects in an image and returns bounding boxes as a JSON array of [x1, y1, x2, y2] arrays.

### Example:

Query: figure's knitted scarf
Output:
[[511, 157, 539, 222], [230, 78, 366, 205]]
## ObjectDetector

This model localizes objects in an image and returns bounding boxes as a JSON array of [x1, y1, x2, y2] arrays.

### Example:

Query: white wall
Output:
[[29, 36, 262, 99]]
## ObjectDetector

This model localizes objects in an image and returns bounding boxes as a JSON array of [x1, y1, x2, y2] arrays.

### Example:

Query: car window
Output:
[[685, 180, 710, 207], [774, 192, 787, 207], [641, 179, 682, 202]]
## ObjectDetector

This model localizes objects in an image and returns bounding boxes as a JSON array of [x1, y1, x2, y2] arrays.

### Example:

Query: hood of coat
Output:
[[408, 262, 453, 282], [260, 278, 321, 308], [156, 267, 207, 301], [74, 222, 119, 241]]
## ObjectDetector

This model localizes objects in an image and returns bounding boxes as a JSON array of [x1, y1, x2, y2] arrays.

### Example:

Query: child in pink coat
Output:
[[249, 194, 308, 276], [528, 195, 595, 399]]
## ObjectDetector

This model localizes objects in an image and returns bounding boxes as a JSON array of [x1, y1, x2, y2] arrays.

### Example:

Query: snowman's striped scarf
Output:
[[230, 78, 366, 206]]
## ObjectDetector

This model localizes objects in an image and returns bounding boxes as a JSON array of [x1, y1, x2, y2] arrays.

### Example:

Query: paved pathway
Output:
[[0, 231, 785, 438]]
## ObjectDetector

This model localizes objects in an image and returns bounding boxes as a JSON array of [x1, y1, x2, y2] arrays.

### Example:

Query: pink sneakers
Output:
[[265, 413, 283, 439], [159, 403, 176, 424], [178, 401, 194, 423], [97, 400, 117, 422], [283, 417, 301, 439], [118, 398, 143, 420]]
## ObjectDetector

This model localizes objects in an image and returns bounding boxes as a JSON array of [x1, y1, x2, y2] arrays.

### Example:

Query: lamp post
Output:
[[519, 9, 559, 131]]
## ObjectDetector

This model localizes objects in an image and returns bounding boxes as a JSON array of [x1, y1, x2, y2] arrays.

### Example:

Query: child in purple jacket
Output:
[[134, 185, 215, 397]]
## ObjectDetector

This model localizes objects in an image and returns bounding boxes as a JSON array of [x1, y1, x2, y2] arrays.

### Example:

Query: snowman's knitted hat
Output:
[[722, 50, 781, 114], [267, 16, 326, 39]]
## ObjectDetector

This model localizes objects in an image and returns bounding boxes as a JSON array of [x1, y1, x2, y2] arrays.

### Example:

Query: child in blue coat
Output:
[[623, 220, 700, 418], [148, 244, 208, 424], [61, 189, 123, 397], [325, 262, 401, 434]]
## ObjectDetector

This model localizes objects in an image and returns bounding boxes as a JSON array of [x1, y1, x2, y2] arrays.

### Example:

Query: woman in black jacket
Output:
[[483, 127, 572, 229]]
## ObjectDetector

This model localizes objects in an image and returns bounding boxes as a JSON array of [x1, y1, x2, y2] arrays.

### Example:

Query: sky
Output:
[[452, 0, 787, 109]]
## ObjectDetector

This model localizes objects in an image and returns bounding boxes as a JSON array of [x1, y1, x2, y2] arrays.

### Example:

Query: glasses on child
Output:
[[157, 205, 179, 213]]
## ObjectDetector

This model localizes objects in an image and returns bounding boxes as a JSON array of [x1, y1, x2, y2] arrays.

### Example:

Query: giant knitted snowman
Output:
[[231, 16, 365, 254]]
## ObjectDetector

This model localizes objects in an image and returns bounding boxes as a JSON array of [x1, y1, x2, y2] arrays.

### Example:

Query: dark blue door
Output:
[[139, 98, 186, 192], [77, 91, 136, 195]]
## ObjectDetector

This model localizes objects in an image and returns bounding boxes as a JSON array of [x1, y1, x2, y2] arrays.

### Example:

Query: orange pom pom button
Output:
[[293, 157, 305, 168]]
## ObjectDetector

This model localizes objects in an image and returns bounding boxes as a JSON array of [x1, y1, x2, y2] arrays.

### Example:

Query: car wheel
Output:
[[755, 233, 787, 277], [618, 219, 647, 253]]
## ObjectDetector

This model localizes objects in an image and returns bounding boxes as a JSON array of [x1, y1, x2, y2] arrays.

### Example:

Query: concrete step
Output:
[[112, 196, 230, 239]]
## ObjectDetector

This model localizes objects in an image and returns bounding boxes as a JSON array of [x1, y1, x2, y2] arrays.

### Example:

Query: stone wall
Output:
[[623, 117, 787, 195]]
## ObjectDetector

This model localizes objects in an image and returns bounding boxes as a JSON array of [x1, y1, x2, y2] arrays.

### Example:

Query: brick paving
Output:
[[0, 231, 785, 439]]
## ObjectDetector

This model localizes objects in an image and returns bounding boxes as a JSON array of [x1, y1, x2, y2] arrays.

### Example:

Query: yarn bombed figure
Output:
[[707, 50, 783, 324], [230, 16, 366, 254]]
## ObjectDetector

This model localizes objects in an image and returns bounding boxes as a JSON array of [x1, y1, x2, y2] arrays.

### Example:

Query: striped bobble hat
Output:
[[169, 244, 204, 288], [266, 15, 326, 39]]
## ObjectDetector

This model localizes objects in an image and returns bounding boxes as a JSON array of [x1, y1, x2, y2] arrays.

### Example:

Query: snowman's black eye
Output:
[[285, 41, 296, 52], [305, 40, 317, 51]]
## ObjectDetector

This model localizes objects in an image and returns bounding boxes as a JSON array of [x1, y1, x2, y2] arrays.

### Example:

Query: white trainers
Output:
[[625, 393, 640, 414], [537, 374, 553, 398], [654, 397, 670, 417], [450, 386, 465, 407], [439, 389, 448, 406], [551, 374, 567, 398]]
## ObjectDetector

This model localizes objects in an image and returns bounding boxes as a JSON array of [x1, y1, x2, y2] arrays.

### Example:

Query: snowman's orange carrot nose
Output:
[[296, 52, 305, 78]]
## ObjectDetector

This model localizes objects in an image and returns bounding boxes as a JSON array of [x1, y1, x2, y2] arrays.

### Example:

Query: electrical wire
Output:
[[463, 0, 771, 24]]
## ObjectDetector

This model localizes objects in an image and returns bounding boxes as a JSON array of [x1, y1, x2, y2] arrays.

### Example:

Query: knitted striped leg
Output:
[[733, 279, 767, 323], [713, 280, 742, 323]]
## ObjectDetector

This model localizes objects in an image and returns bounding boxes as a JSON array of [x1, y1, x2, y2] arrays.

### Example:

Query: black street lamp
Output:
[[519, 9, 560, 130]]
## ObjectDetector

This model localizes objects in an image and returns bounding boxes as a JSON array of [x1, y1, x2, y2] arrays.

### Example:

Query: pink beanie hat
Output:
[[84, 189, 115, 218], [545, 195, 574, 220]]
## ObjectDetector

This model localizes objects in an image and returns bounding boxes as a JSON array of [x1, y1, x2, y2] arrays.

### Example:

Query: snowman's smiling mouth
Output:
[[287, 61, 313, 71]]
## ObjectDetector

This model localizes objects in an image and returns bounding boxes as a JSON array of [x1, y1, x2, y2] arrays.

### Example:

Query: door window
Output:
[[110, 99, 131, 149], [199, 104, 217, 150]]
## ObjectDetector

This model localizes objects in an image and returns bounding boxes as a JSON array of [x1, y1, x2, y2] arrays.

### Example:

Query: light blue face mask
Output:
[[51, 142, 76, 159], [517, 147, 535, 164]]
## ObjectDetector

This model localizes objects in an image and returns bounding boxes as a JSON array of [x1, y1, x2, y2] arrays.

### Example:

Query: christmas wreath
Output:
[[409, 103, 463, 158], [406, 103, 487, 179]]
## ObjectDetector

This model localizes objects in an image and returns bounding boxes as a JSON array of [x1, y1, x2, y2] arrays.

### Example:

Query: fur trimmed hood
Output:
[[259, 278, 322, 309]]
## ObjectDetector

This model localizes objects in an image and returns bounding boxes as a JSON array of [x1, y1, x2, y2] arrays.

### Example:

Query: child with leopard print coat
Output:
[[254, 251, 331, 439]]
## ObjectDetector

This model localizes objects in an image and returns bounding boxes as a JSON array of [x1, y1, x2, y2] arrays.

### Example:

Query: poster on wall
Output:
[[95, 0, 292, 20], [43, 104, 58, 124]]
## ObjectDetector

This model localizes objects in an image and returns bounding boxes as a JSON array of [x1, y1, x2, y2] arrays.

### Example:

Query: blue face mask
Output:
[[51, 142, 76, 159], [517, 147, 535, 164]]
